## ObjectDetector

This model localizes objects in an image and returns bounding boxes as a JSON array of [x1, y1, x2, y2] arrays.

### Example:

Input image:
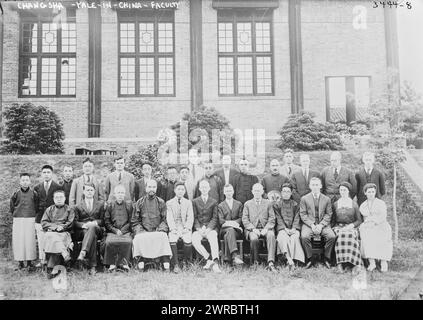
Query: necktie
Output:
[[334, 168, 338, 180], [304, 169, 308, 181], [118, 172, 122, 182], [202, 197, 207, 203], [86, 175, 91, 183], [288, 166, 292, 175], [178, 198, 181, 205], [44, 181, 49, 194]]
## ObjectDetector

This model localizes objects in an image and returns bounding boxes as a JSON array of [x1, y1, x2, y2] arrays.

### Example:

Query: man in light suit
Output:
[[214, 155, 239, 194], [69, 158, 105, 207], [166, 182, 194, 273], [179, 166, 195, 200], [320, 151, 357, 202], [299, 177, 335, 269], [187, 148, 205, 186], [104, 156, 135, 202], [280, 149, 301, 179], [355, 152, 386, 206], [217, 184, 244, 265], [242, 183, 276, 271], [291, 154, 320, 203]]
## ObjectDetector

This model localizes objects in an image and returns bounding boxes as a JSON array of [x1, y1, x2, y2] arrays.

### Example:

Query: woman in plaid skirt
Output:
[[332, 182, 363, 273]]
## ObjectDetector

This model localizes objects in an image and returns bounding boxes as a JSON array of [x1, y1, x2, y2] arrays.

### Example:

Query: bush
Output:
[[1, 103, 65, 154], [276, 111, 343, 151], [169, 105, 234, 154], [126, 144, 165, 180]]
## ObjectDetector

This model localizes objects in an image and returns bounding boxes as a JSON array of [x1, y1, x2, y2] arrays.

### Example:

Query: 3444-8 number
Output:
[[373, 1, 412, 9]]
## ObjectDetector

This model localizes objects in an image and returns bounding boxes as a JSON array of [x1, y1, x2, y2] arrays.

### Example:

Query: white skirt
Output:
[[132, 232, 172, 259], [12, 217, 37, 261]]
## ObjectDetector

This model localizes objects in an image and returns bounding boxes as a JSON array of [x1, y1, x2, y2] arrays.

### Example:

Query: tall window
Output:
[[19, 10, 76, 97], [218, 10, 273, 96], [118, 10, 175, 96]]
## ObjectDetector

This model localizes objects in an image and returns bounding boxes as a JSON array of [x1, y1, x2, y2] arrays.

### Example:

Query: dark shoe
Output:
[[305, 260, 314, 269], [324, 260, 331, 269]]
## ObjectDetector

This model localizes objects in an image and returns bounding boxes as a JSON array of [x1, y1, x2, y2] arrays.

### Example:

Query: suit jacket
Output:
[[299, 193, 333, 228], [61, 179, 73, 205], [192, 196, 219, 231], [194, 174, 224, 203], [134, 177, 162, 201], [214, 167, 239, 190], [261, 173, 290, 197], [217, 199, 243, 229], [69, 175, 105, 207], [291, 168, 320, 203], [280, 164, 301, 179], [166, 196, 194, 231], [242, 198, 275, 239], [104, 170, 135, 202], [233, 173, 259, 204], [355, 167, 386, 205], [320, 166, 357, 199], [34, 180, 63, 223], [73, 198, 105, 230]]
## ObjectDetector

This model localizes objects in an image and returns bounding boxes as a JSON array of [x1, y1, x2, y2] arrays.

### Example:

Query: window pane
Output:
[[255, 22, 270, 52], [354, 77, 370, 108], [61, 58, 76, 95], [22, 23, 38, 53], [158, 57, 174, 95], [237, 57, 253, 94], [237, 23, 252, 52], [120, 57, 135, 95], [256, 56, 272, 94], [21, 57, 38, 95], [41, 58, 57, 95], [42, 23, 57, 53], [62, 23, 76, 53], [120, 23, 135, 53], [158, 23, 173, 53], [328, 77, 347, 121], [140, 58, 155, 95], [218, 23, 233, 53], [139, 23, 154, 53], [219, 57, 234, 95]]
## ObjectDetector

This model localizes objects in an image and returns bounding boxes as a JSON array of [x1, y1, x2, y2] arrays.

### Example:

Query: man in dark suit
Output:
[[356, 152, 386, 206], [74, 183, 105, 275], [191, 180, 221, 273], [217, 184, 244, 265], [60, 165, 74, 205], [214, 155, 239, 194], [160, 166, 179, 202], [134, 162, 162, 201], [34, 164, 63, 268], [194, 161, 224, 203], [299, 177, 336, 269], [233, 158, 259, 204], [320, 151, 357, 202], [291, 154, 320, 203], [261, 159, 289, 198]]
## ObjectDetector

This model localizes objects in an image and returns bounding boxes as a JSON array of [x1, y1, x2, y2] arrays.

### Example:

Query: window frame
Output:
[[217, 9, 274, 97], [18, 14, 77, 98], [117, 10, 176, 97]]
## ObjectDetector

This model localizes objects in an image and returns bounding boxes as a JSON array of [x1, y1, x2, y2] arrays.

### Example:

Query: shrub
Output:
[[1, 103, 65, 154], [126, 144, 165, 180], [276, 111, 343, 151]]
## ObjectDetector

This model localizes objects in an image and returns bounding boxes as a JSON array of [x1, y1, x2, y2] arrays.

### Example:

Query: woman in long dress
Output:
[[332, 182, 362, 273], [359, 183, 393, 272]]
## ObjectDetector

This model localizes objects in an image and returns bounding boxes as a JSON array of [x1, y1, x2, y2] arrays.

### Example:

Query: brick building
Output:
[[0, 0, 399, 152]]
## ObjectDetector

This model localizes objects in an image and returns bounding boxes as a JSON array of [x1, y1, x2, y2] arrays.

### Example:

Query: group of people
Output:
[[9, 148, 393, 277]]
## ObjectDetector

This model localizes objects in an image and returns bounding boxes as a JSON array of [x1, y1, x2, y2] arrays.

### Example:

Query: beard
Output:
[[147, 191, 156, 198]]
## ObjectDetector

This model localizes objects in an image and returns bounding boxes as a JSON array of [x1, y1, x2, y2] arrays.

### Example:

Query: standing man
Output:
[[187, 148, 205, 185], [132, 179, 172, 272], [280, 149, 301, 179], [261, 159, 290, 198], [166, 182, 194, 273], [34, 164, 63, 268], [134, 162, 162, 201], [233, 158, 259, 204], [74, 183, 105, 275], [291, 154, 320, 203], [356, 152, 386, 206], [217, 184, 244, 265], [104, 156, 135, 202], [69, 158, 105, 206], [320, 151, 357, 202], [61, 166, 74, 205], [179, 166, 195, 200], [194, 161, 223, 203], [299, 177, 335, 269], [160, 166, 179, 202], [191, 180, 221, 273], [214, 155, 239, 194], [242, 183, 276, 271]]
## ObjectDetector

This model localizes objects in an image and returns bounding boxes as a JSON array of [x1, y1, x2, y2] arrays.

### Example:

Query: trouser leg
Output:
[[191, 231, 209, 260], [206, 230, 219, 261], [301, 225, 313, 260], [249, 233, 259, 264], [322, 227, 336, 260], [265, 230, 276, 263]]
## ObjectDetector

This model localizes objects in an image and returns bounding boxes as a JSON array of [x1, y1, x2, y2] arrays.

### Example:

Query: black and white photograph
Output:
[[0, 0, 422, 303]]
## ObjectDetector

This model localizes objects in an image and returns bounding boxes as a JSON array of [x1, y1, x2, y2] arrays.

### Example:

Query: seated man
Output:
[[242, 183, 276, 271], [74, 183, 105, 275], [217, 184, 244, 265], [192, 180, 221, 273], [166, 182, 194, 273], [299, 177, 336, 269], [41, 190, 74, 277], [132, 179, 172, 272], [103, 185, 133, 272]]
